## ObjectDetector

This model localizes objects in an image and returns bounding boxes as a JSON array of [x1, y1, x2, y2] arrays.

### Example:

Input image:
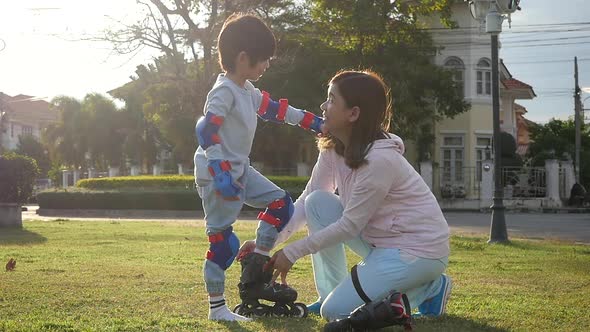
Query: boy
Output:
[[194, 13, 323, 321]]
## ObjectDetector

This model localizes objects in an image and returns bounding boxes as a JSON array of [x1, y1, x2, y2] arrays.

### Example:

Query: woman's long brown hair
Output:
[[318, 70, 393, 169]]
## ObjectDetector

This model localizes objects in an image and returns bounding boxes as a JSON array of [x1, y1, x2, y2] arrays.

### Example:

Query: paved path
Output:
[[22, 206, 590, 244], [444, 212, 590, 244]]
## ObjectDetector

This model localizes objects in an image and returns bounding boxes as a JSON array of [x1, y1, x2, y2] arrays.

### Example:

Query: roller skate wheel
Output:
[[292, 302, 308, 318]]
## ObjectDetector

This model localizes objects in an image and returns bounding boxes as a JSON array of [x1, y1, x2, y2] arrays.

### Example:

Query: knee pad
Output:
[[206, 227, 240, 270], [257, 192, 294, 232]]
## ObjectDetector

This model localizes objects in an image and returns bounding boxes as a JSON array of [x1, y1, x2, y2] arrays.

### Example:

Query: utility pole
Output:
[[574, 57, 581, 184]]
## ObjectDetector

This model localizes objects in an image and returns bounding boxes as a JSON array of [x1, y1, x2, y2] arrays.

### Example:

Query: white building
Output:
[[0, 93, 57, 150]]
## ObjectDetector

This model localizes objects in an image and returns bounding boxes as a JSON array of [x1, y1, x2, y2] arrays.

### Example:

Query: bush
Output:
[[37, 189, 200, 210], [77, 175, 310, 193], [37, 188, 303, 210], [0, 152, 40, 204], [77, 175, 194, 190]]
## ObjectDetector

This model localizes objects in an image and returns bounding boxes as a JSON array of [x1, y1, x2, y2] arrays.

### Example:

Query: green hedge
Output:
[[76, 175, 194, 190], [37, 189, 200, 210], [37, 188, 303, 210], [76, 175, 309, 193]]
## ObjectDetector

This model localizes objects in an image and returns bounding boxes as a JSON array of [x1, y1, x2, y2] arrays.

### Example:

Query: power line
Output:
[[505, 58, 590, 65], [421, 21, 590, 31]]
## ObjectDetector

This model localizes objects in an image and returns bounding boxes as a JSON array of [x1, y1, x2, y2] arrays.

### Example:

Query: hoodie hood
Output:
[[371, 133, 405, 155]]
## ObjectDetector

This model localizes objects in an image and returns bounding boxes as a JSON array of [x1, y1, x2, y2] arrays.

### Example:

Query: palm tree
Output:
[[42, 96, 88, 170]]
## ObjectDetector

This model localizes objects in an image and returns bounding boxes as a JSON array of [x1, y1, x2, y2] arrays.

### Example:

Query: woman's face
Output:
[[320, 84, 358, 135]]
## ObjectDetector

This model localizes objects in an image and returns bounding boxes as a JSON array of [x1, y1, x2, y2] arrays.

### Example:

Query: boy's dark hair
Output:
[[318, 70, 392, 169], [217, 13, 276, 73]]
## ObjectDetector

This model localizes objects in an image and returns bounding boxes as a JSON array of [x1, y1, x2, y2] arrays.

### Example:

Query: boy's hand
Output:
[[208, 159, 242, 200], [237, 240, 256, 261]]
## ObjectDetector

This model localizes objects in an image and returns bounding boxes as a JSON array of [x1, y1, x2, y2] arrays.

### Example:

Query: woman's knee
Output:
[[305, 191, 343, 228]]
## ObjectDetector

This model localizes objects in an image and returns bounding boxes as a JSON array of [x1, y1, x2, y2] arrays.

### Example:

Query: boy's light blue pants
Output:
[[304, 191, 449, 321], [197, 165, 285, 294]]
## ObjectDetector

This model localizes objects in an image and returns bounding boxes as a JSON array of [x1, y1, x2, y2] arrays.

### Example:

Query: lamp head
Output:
[[496, 0, 521, 14], [468, 0, 493, 21]]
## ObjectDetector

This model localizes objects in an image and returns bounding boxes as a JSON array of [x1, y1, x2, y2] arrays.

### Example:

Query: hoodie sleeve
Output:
[[274, 149, 336, 246], [282, 154, 395, 262]]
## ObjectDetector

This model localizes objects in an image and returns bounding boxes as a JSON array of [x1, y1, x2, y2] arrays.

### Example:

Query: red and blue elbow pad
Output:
[[257, 91, 288, 124], [208, 159, 241, 198], [196, 112, 224, 149]]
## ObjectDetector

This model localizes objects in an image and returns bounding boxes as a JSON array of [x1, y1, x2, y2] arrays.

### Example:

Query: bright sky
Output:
[[0, 0, 160, 102], [500, 0, 590, 123], [0, 0, 588, 123]]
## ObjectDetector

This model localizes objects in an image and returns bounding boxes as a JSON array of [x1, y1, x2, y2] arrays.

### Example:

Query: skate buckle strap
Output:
[[258, 211, 281, 227], [351, 264, 372, 303]]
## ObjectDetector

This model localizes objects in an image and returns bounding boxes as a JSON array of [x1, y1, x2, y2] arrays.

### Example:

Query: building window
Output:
[[441, 135, 465, 184], [475, 136, 493, 181], [444, 57, 465, 98], [476, 58, 491, 96], [21, 125, 33, 136]]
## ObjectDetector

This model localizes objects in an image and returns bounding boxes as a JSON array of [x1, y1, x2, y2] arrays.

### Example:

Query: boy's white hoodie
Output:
[[279, 134, 450, 262]]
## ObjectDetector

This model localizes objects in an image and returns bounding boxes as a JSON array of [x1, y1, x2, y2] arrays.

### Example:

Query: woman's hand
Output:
[[236, 240, 256, 261], [265, 249, 294, 284]]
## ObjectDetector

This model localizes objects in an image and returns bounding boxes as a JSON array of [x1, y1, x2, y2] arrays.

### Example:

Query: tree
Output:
[[104, 0, 302, 166], [15, 135, 51, 177], [254, 0, 469, 164], [82, 93, 124, 168], [104, 0, 469, 170], [42, 96, 89, 170], [529, 118, 590, 185]]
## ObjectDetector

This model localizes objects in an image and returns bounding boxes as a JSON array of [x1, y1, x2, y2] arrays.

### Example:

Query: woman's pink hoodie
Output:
[[279, 134, 450, 262]]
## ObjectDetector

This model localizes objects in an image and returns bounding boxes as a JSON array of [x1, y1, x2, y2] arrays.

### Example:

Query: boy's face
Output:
[[236, 52, 270, 81]]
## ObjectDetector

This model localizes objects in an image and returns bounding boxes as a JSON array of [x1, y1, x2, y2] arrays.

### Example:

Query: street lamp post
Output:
[[468, 0, 521, 243]]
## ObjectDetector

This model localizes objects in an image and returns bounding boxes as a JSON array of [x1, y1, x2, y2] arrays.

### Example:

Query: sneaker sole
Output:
[[438, 276, 453, 315]]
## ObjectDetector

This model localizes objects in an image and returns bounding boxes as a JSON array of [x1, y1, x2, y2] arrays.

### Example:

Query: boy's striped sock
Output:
[[208, 295, 252, 321]]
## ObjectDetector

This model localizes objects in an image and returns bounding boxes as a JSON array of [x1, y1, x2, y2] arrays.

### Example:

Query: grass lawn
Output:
[[1, 219, 589, 332]]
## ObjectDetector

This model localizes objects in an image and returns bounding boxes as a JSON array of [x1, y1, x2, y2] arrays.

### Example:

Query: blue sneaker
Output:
[[307, 300, 322, 315], [417, 274, 452, 316]]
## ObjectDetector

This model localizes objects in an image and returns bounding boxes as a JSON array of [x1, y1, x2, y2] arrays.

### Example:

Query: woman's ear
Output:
[[349, 106, 361, 123]]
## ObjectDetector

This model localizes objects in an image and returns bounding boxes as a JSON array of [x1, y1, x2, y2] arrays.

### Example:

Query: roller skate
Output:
[[233, 252, 308, 318]]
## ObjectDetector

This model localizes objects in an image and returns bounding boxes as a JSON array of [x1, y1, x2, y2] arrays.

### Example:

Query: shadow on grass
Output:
[[0, 227, 47, 246], [212, 314, 509, 332], [216, 317, 324, 332], [413, 314, 510, 332]]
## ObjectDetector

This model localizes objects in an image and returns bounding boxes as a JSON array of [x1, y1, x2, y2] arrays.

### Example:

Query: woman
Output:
[[245, 70, 452, 321]]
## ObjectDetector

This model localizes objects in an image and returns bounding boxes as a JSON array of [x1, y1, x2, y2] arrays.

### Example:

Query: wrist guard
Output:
[[208, 159, 241, 199]]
